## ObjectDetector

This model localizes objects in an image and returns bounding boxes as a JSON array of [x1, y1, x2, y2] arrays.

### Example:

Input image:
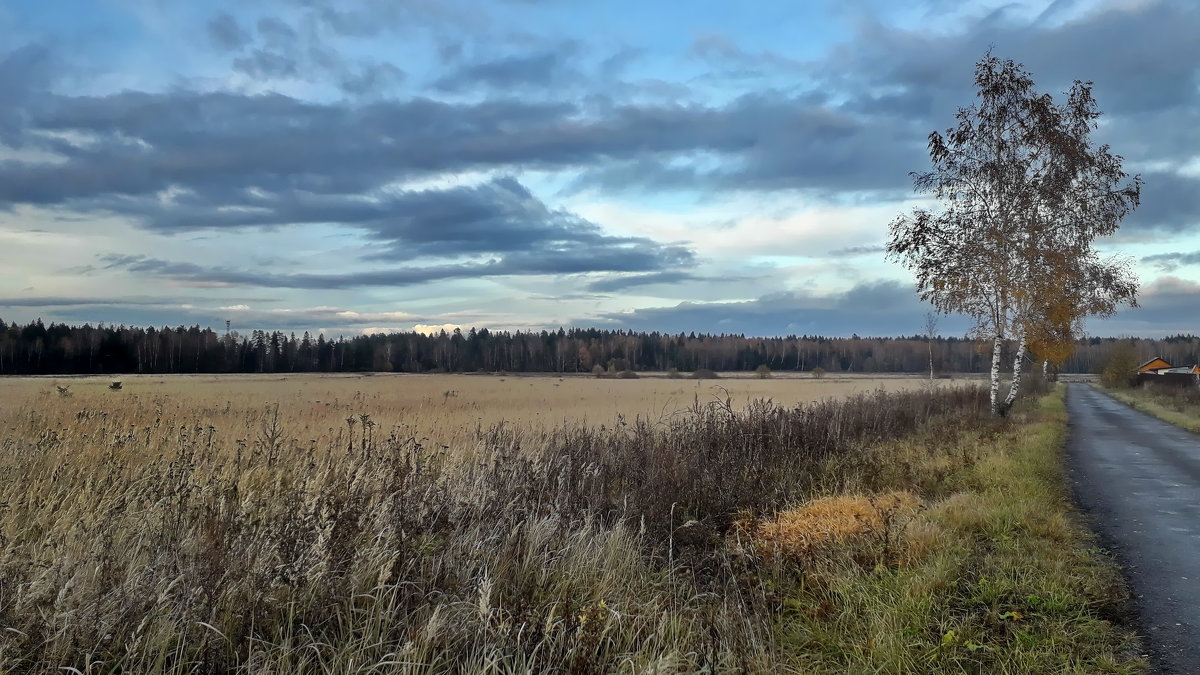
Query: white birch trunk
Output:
[[990, 334, 1004, 416], [1003, 330, 1027, 412], [1042, 359, 1048, 377], [928, 340, 934, 386]]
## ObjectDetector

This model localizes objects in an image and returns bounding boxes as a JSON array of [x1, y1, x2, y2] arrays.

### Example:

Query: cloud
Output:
[[306, 1, 492, 38], [826, 0, 1200, 177], [1090, 276, 1200, 336], [214, 305, 419, 328], [0, 299, 423, 332], [0, 63, 923, 215], [688, 33, 805, 80], [99, 247, 694, 290], [0, 44, 54, 138], [206, 13, 250, 51], [595, 280, 971, 337], [1142, 250, 1200, 272], [828, 244, 886, 256], [340, 62, 406, 96], [593, 273, 1195, 338], [202, 12, 406, 96], [232, 49, 299, 79], [8, 2, 1195, 209], [585, 271, 705, 292], [257, 16, 299, 44], [413, 323, 461, 335], [12, 3, 1191, 215], [1124, 171, 1200, 232], [85, 176, 695, 287], [0, 295, 184, 308], [832, 1, 1200, 116], [433, 42, 581, 92]]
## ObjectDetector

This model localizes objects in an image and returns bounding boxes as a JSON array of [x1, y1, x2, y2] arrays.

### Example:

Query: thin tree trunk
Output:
[[929, 339, 934, 384], [990, 334, 1004, 416], [1003, 330, 1027, 413]]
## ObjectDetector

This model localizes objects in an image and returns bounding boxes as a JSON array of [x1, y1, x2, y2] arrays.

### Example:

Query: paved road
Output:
[[1066, 384, 1200, 673]]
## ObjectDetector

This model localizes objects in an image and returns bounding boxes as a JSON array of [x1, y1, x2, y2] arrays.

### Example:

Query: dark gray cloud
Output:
[[203, 12, 405, 96], [233, 49, 299, 79], [800, 1, 1200, 231], [257, 16, 299, 43], [11, 1, 1197, 206], [306, 1, 491, 38], [564, 91, 925, 196], [313, 7, 388, 38], [0, 44, 53, 137], [585, 271, 705, 293], [1142, 251, 1200, 273], [433, 42, 581, 91], [0, 80, 923, 213], [89, 176, 695, 288], [9, 1, 1195, 212], [596, 281, 972, 337], [828, 1, 1200, 162], [206, 13, 251, 51], [0, 301, 417, 332], [595, 274, 1200, 339], [688, 33, 804, 81], [1090, 276, 1200, 336], [224, 16, 305, 81], [598, 47, 644, 78], [833, 1, 1200, 116], [0, 296, 178, 308], [90, 175, 693, 262], [828, 244, 887, 257], [1124, 172, 1200, 232], [340, 63, 407, 95], [99, 243, 692, 289]]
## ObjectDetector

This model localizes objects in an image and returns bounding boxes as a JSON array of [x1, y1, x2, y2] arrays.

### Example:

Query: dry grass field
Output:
[[0, 373, 1140, 673], [0, 372, 968, 449]]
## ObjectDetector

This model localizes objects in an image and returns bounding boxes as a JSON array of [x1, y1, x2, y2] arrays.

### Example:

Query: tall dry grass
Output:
[[0, 380, 988, 673]]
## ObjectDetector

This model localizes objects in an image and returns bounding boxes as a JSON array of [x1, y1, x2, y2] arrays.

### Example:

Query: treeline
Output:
[[0, 318, 1192, 375]]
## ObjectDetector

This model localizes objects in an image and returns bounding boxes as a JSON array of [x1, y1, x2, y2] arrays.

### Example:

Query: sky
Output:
[[2, 0, 1199, 338]]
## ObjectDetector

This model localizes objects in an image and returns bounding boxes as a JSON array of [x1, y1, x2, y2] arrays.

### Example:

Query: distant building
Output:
[[1138, 357, 1173, 373], [1136, 357, 1200, 387]]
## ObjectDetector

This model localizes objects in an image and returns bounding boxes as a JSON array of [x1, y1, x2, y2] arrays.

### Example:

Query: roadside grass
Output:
[[764, 386, 1145, 673], [1103, 384, 1200, 433]]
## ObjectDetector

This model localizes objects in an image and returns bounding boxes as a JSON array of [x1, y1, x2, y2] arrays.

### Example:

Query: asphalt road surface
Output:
[[1066, 384, 1200, 674]]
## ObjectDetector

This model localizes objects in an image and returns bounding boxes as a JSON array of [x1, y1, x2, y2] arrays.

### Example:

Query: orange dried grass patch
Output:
[[753, 491, 922, 560]]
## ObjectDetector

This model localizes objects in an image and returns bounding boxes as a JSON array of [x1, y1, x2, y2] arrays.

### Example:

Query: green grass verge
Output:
[[777, 387, 1146, 673], [1103, 385, 1200, 433]]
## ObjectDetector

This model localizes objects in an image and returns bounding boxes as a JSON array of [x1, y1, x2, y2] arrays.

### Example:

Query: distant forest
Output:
[[0, 318, 1192, 376]]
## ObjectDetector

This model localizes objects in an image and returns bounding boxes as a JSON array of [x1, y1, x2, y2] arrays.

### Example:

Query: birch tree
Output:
[[924, 311, 938, 386], [887, 54, 1140, 416]]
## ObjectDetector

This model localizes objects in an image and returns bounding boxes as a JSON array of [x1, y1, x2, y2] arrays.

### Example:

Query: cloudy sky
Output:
[[1, 0, 1198, 338]]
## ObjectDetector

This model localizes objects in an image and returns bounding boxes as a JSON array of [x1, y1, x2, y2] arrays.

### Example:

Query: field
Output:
[[0, 373, 1141, 673], [0, 372, 966, 448]]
